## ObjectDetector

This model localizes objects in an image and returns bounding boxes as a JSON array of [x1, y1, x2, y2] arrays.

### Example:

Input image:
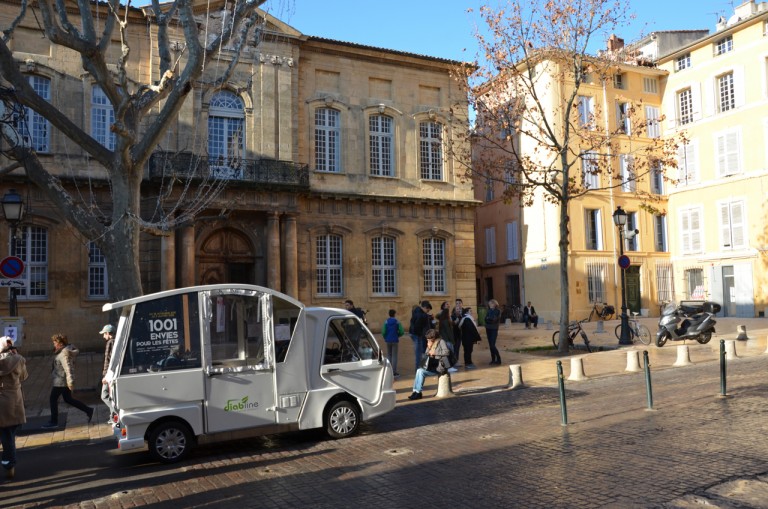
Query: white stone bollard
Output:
[[507, 364, 525, 389], [546, 320, 553, 330], [673, 345, 693, 367], [725, 339, 738, 360], [504, 318, 512, 329], [567, 356, 589, 381], [736, 325, 749, 341], [595, 321, 605, 334], [625, 350, 641, 372], [435, 373, 454, 398]]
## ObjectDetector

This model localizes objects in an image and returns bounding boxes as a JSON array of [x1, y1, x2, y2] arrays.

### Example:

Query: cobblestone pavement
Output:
[[3, 317, 768, 507]]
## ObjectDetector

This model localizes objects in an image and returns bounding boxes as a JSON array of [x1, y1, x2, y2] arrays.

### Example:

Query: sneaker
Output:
[[393, 372, 400, 377], [453, 363, 462, 368], [465, 364, 477, 370], [407, 391, 422, 401], [447, 367, 459, 373], [41, 422, 59, 429]]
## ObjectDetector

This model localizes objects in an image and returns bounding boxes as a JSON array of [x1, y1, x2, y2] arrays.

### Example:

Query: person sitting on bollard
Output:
[[523, 301, 539, 329], [407, 329, 450, 401]]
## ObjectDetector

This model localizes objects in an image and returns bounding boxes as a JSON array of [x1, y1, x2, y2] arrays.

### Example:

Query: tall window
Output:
[[716, 129, 740, 176], [645, 106, 661, 138], [654, 215, 668, 252], [419, 121, 443, 180], [577, 95, 594, 128], [316, 235, 342, 296], [315, 108, 341, 173], [585, 209, 603, 250], [675, 53, 691, 71], [581, 151, 599, 189], [484, 176, 494, 202], [586, 262, 608, 303], [620, 154, 635, 192], [651, 160, 664, 194], [369, 115, 393, 176], [506, 221, 519, 261], [680, 207, 702, 255], [91, 85, 116, 150], [485, 227, 496, 264], [371, 236, 396, 295], [16, 76, 51, 152], [677, 141, 698, 185], [88, 242, 108, 299], [715, 35, 733, 56], [626, 212, 638, 251], [685, 268, 704, 299], [655, 263, 674, 304], [719, 200, 745, 250], [208, 91, 245, 179], [15, 226, 48, 300], [422, 237, 445, 294], [677, 88, 693, 125], [716, 72, 735, 113], [617, 101, 631, 134]]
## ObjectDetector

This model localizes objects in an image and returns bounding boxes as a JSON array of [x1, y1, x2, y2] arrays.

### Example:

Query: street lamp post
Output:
[[613, 206, 632, 345], [2, 189, 25, 316]]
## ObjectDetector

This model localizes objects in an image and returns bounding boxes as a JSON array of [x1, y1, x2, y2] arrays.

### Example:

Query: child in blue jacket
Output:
[[382, 309, 405, 377]]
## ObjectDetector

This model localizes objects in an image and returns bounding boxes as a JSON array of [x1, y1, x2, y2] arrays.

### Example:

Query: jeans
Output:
[[0, 425, 19, 469], [487, 328, 499, 362], [410, 334, 424, 372], [386, 342, 399, 374], [412, 368, 438, 393], [101, 382, 116, 418], [49, 386, 91, 424]]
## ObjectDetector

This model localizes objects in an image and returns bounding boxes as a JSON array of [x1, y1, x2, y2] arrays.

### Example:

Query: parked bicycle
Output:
[[588, 302, 615, 321], [552, 319, 591, 353], [501, 304, 523, 324], [614, 312, 651, 345]]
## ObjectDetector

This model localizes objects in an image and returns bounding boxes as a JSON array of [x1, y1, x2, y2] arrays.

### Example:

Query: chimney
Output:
[[607, 34, 625, 52]]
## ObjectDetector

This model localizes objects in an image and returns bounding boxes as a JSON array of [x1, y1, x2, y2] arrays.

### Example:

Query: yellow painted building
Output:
[[656, 0, 768, 317]]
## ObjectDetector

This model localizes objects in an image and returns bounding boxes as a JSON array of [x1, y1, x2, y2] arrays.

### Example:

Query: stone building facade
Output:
[[0, 2, 477, 353]]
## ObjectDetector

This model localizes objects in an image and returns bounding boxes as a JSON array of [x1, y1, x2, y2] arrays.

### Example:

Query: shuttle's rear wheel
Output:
[[148, 420, 193, 463], [325, 400, 360, 439]]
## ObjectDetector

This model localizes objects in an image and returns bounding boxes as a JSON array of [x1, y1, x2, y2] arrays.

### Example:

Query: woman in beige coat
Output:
[[43, 333, 93, 429], [0, 340, 28, 480]]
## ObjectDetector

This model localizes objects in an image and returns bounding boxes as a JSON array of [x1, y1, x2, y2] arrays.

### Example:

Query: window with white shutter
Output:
[[577, 96, 594, 128], [581, 151, 599, 189], [715, 129, 741, 177], [585, 209, 603, 250], [719, 200, 746, 250], [620, 154, 635, 192], [506, 222, 519, 261], [680, 207, 702, 254], [485, 227, 496, 264], [676, 141, 698, 185], [645, 106, 661, 138]]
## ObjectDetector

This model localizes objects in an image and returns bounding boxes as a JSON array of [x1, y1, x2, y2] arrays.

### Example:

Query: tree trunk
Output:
[[558, 198, 570, 352]]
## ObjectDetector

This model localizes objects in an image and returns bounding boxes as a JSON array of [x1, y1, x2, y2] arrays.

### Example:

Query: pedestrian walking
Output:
[[407, 329, 450, 401], [0, 339, 27, 480], [43, 334, 93, 429], [450, 298, 464, 366], [485, 299, 502, 365], [381, 309, 405, 377], [408, 301, 433, 372], [99, 324, 116, 424]]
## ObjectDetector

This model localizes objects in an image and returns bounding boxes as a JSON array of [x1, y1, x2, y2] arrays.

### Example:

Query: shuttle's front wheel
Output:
[[148, 420, 194, 463], [325, 400, 360, 439]]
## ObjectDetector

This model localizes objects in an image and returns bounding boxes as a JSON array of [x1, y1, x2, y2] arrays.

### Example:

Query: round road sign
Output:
[[618, 254, 631, 270], [0, 256, 24, 278]]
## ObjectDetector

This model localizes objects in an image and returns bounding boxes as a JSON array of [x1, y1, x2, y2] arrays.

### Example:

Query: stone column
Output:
[[284, 214, 298, 298], [179, 225, 196, 287], [267, 212, 281, 291], [160, 233, 176, 290]]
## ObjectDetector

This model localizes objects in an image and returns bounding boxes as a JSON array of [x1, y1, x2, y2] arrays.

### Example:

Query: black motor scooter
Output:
[[655, 301, 720, 347]]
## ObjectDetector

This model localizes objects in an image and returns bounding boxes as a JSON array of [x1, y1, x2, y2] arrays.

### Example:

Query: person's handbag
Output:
[[422, 355, 440, 372]]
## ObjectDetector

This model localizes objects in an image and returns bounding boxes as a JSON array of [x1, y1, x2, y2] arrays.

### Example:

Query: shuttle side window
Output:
[[272, 295, 300, 362], [323, 318, 378, 365], [120, 293, 202, 375], [209, 294, 265, 367]]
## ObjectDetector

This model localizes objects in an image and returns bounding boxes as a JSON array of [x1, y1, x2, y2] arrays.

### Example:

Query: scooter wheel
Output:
[[697, 331, 713, 344], [655, 331, 670, 347]]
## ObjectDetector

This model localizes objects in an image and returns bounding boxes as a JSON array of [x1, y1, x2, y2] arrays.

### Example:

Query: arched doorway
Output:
[[198, 227, 263, 285]]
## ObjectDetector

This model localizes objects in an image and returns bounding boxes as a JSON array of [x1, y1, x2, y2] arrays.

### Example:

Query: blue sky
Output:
[[267, 0, 742, 61]]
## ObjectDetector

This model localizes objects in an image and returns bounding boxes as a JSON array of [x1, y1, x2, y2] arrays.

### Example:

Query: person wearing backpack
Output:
[[408, 301, 432, 373], [382, 309, 405, 377]]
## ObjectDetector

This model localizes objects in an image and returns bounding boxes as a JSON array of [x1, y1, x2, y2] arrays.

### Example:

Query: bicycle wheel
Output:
[[552, 331, 560, 349], [580, 330, 591, 353], [615, 323, 636, 342], [636, 324, 652, 345]]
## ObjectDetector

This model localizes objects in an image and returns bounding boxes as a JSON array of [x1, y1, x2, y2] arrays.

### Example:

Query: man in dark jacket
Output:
[[408, 301, 432, 373], [523, 301, 538, 329]]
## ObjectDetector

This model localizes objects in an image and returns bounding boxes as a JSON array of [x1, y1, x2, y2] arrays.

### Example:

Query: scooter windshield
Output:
[[661, 302, 677, 316]]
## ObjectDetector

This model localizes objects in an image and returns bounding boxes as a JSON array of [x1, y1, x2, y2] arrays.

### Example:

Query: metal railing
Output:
[[148, 151, 310, 191]]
